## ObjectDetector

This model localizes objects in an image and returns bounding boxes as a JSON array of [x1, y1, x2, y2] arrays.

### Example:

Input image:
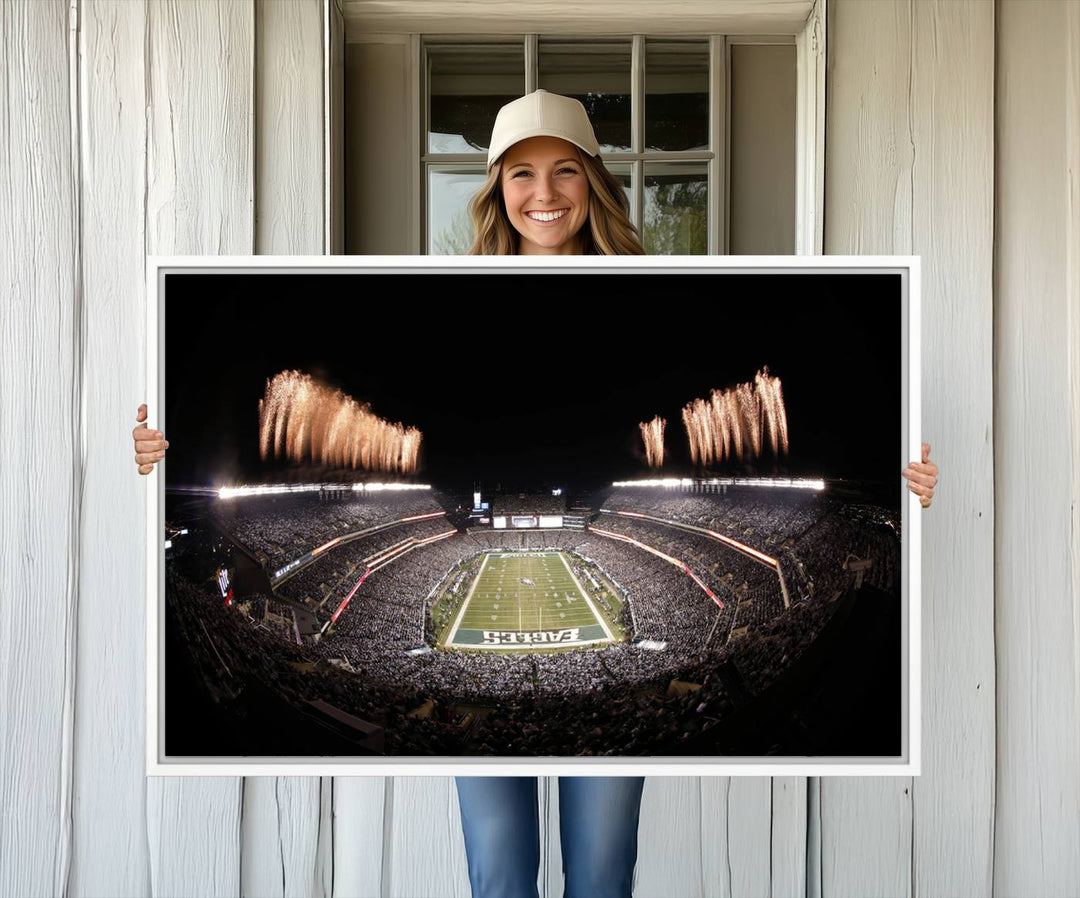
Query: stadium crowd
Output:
[[491, 494, 567, 516], [210, 490, 446, 570], [275, 516, 453, 610], [168, 558, 844, 755], [601, 487, 827, 552], [164, 486, 900, 755]]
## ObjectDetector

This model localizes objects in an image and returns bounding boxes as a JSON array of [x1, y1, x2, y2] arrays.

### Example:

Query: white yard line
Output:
[[446, 552, 490, 647], [558, 552, 615, 641]]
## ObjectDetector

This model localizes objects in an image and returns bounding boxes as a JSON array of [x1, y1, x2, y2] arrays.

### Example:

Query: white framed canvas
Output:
[[145, 255, 920, 776]]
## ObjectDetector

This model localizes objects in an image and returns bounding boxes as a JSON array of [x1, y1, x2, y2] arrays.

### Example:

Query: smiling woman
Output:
[[466, 89, 646, 255], [500, 137, 591, 254]]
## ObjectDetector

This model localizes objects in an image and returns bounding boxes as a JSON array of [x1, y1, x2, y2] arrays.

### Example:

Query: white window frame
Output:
[[393, 1, 826, 256]]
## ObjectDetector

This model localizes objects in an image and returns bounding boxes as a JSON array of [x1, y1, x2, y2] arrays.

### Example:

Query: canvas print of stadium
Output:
[[158, 268, 909, 762]]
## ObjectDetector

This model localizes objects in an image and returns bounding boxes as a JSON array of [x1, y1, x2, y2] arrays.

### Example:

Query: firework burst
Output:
[[682, 366, 788, 466], [639, 415, 666, 468], [258, 370, 422, 474]]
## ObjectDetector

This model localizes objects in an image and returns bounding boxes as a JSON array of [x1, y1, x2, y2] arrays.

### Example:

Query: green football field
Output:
[[443, 551, 616, 650]]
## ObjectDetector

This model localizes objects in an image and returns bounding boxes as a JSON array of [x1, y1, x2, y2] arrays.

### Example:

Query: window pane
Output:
[[428, 44, 524, 154], [538, 40, 632, 153], [645, 40, 709, 152], [428, 167, 487, 254], [643, 163, 707, 255], [604, 163, 634, 220]]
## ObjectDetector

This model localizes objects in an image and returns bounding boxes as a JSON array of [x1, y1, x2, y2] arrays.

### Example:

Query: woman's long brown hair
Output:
[[467, 150, 646, 255]]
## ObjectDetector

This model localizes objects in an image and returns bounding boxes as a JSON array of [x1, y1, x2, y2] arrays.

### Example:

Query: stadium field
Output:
[[442, 551, 617, 650]]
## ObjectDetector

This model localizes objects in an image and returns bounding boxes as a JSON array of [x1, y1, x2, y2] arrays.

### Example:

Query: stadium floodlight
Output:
[[353, 482, 432, 492], [613, 476, 825, 491], [218, 483, 323, 499], [217, 481, 434, 500], [730, 477, 825, 491]]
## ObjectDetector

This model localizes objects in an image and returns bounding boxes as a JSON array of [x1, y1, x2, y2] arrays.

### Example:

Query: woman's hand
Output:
[[133, 403, 169, 475], [902, 442, 938, 508]]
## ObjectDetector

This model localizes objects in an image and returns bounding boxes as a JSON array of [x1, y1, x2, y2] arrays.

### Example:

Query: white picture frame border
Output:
[[146, 253, 921, 777]]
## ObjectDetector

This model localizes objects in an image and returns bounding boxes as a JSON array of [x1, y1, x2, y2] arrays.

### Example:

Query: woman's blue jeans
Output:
[[454, 776, 646, 898]]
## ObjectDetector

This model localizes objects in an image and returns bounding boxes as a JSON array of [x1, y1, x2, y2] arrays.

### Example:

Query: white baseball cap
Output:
[[486, 89, 601, 169]]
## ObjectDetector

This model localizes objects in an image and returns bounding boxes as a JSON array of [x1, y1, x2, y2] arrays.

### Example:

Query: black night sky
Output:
[[163, 271, 903, 500]]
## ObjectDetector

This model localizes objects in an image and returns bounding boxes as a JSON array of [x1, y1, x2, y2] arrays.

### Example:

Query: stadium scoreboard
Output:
[[492, 514, 564, 529], [467, 493, 491, 526]]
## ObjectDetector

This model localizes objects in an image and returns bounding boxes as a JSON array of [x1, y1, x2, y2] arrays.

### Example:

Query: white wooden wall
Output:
[[1, 1, 1077, 896], [824, 1, 995, 894], [994, 1, 1080, 893]]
